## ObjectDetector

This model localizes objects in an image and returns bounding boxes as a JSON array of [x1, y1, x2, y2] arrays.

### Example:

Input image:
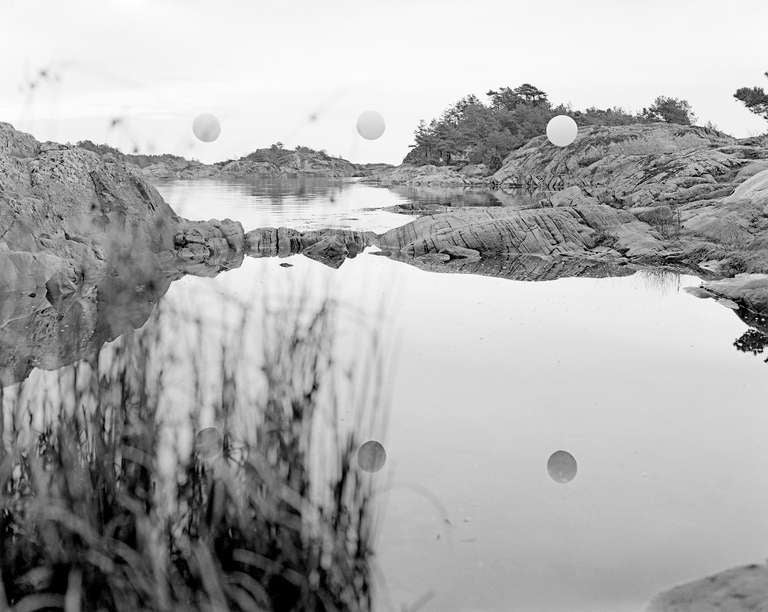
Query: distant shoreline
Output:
[[76, 139, 394, 181]]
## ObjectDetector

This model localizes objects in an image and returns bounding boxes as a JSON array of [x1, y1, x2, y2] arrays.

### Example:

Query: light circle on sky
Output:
[[356, 111, 386, 140], [546, 115, 578, 147], [192, 113, 221, 143]]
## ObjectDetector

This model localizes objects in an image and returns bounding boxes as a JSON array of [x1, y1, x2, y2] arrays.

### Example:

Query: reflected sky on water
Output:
[[108, 178, 768, 611]]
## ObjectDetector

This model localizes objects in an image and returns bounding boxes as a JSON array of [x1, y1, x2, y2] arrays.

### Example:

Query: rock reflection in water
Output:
[[379, 252, 636, 283], [0, 247, 243, 387], [0, 292, 383, 611]]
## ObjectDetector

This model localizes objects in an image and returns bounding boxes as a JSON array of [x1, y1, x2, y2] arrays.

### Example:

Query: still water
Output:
[[156, 178, 768, 612]]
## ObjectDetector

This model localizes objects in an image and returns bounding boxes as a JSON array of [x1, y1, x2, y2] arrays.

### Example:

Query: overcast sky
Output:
[[1, 0, 767, 164]]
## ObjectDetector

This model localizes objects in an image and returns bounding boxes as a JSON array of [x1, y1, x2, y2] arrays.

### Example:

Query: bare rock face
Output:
[[374, 127, 768, 276], [647, 563, 768, 612], [491, 123, 750, 206], [368, 164, 487, 187], [377, 204, 663, 261], [0, 122, 245, 384], [245, 227, 375, 267]]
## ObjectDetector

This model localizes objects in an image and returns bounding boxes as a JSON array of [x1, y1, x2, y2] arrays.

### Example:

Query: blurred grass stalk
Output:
[[0, 285, 388, 611]]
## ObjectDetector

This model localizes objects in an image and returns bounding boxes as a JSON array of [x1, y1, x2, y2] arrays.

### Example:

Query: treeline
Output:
[[405, 84, 696, 169], [231, 142, 344, 166]]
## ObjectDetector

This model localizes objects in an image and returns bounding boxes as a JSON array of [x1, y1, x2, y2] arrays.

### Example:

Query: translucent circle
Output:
[[547, 450, 577, 483], [195, 426, 223, 461], [192, 113, 221, 143], [356, 111, 386, 140], [357, 440, 387, 472], [546, 115, 578, 147]]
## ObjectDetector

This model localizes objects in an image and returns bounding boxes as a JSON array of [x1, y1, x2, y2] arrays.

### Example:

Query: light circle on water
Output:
[[192, 113, 221, 143], [195, 426, 223, 460], [546, 115, 578, 147], [357, 440, 387, 472], [356, 111, 386, 140], [547, 450, 577, 483]]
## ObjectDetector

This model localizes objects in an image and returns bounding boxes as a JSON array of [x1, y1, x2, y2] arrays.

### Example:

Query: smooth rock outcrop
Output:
[[490, 124, 750, 205], [245, 227, 375, 268], [0, 122, 245, 384], [377, 204, 663, 260], [647, 563, 768, 612], [687, 274, 768, 334], [374, 124, 768, 211]]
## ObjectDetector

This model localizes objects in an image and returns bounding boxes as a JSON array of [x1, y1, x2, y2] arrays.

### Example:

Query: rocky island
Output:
[[77, 140, 390, 180]]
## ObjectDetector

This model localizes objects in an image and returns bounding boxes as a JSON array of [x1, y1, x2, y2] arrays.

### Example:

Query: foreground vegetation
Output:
[[0, 292, 385, 611]]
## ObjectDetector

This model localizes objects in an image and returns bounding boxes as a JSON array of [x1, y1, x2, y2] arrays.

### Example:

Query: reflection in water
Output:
[[357, 440, 387, 473], [4, 176, 768, 611], [731, 306, 768, 364], [0, 241, 243, 387], [547, 450, 578, 484], [734, 329, 768, 362], [0, 293, 384, 611], [381, 251, 636, 283]]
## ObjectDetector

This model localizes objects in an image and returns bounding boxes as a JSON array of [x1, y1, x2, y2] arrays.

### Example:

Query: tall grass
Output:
[[0, 287, 384, 611]]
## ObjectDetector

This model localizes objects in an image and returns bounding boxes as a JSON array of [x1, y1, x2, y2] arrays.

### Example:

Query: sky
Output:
[[1, 0, 767, 164]]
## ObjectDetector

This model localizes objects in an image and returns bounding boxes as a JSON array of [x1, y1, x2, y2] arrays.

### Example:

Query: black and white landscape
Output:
[[1, 1, 768, 611]]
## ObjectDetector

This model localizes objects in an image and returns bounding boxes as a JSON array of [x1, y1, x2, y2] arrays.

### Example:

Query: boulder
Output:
[[0, 122, 245, 384], [301, 236, 350, 269]]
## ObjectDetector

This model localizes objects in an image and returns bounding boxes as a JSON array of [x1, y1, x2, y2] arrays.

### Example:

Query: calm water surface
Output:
[[155, 178, 768, 612]]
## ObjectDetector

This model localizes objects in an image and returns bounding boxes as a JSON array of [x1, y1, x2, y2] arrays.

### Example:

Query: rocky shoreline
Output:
[[2, 121, 768, 383]]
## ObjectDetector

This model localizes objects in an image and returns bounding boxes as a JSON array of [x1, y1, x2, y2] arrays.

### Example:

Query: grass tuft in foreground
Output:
[[0, 294, 383, 611]]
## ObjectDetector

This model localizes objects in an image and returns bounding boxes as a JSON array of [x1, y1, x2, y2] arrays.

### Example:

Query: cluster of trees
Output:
[[405, 85, 697, 169], [237, 143, 338, 166], [735, 72, 768, 122]]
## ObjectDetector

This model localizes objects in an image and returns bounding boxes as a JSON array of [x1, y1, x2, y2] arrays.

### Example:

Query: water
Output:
[[148, 178, 768, 611], [4, 177, 765, 611]]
